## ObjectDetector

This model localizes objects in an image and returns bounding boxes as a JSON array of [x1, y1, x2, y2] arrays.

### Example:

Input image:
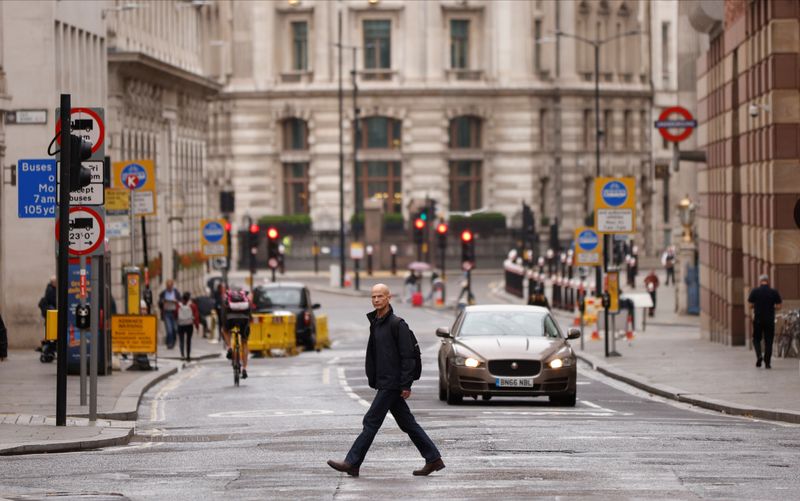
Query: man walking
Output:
[[328, 283, 444, 477], [158, 279, 181, 349], [748, 274, 782, 369]]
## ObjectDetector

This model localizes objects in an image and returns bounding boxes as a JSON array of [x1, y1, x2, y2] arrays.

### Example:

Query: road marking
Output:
[[148, 366, 199, 423], [580, 399, 603, 409], [337, 367, 370, 409], [208, 409, 334, 418], [322, 367, 330, 385], [327, 356, 341, 365]]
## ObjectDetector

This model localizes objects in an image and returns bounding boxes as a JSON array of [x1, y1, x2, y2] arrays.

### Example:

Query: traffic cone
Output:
[[573, 313, 581, 326], [344, 273, 352, 287], [590, 321, 600, 341], [625, 313, 634, 341]]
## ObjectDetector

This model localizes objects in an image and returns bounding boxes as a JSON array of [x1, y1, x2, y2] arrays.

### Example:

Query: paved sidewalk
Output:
[[0, 334, 221, 455], [488, 269, 800, 424]]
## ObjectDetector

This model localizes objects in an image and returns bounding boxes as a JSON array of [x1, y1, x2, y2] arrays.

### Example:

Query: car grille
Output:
[[488, 360, 541, 377]]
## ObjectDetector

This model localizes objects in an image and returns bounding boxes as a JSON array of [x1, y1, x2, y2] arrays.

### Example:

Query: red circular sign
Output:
[[55, 107, 106, 154], [55, 206, 105, 256], [657, 106, 695, 143]]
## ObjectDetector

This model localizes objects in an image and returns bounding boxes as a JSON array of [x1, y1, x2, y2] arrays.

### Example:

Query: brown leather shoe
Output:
[[412, 458, 445, 476], [327, 459, 359, 477]]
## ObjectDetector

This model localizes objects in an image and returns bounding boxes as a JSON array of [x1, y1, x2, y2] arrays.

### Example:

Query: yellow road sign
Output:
[[594, 177, 636, 233], [200, 219, 228, 258], [112, 160, 157, 216], [105, 188, 130, 215], [606, 271, 620, 313], [574, 227, 602, 266], [111, 315, 158, 354]]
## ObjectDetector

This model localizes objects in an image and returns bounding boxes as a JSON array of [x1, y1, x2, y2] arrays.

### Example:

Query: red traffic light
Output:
[[436, 223, 448, 234], [266, 227, 279, 240], [461, 230, 473, 242], [249, 223, 259, 234], [414, 218, 425, 230], [224, 221, 232, 232]]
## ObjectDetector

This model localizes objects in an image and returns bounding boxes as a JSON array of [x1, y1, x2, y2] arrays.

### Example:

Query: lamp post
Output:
[[677, 195, 696, 243], [550, 28, 640, 357]]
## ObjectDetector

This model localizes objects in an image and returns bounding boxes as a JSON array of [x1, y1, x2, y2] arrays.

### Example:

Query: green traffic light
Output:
[[420, 211, 428, 221]]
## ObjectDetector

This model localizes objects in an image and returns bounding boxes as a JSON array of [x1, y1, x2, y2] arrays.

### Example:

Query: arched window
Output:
[[355, 116, 403, 213], [448, 116, 483, 211]]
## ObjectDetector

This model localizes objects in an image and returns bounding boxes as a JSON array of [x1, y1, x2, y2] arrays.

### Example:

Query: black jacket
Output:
[[365, 307, 416, 391]]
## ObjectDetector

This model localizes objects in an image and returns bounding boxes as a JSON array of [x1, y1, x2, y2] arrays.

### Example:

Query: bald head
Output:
[[371, 283, 392, 316]]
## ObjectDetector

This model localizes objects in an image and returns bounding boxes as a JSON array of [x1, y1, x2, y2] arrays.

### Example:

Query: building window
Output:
[[291, 21, 308, 71], [450, 19, 469, 69], [449, 161, 482, 211], [364, 20, 391, 70], [356, 161, 402, 213], [449, 116, 481, 149], [358, 116, 401, 149], [583, 109, 592, 149], [282, 118, 308, 150], [534, 19, 542, 73], [603, 110, 613, 150], [283, 163, 309, 214]]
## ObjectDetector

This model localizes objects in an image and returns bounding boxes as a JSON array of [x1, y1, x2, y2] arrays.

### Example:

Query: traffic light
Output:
[[419, 207, 429, 222], [69, 135, 93, 192], [249, 223, 260, 253], [266, 226, 280, 269], [413, 217, 425, 244], [461, 229, 475, 267], [436, 222, 448, 249]]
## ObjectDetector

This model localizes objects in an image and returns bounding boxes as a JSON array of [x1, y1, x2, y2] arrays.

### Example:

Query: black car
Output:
[[253, 282, 320, 350]]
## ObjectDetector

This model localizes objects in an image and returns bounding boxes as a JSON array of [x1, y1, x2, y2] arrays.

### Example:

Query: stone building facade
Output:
[[212, 0, 657, 258], [691, 0, 800, 344]]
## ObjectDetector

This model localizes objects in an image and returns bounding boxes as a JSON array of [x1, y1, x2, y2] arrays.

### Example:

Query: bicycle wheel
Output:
[[232, 328, 241, 387]]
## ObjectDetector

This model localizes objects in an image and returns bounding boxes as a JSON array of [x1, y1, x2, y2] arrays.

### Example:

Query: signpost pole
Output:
[[79, 256, 87, 406], [129, 193, 136, 267], [89, 256, 99, 422], [56, 94, 71, 427]]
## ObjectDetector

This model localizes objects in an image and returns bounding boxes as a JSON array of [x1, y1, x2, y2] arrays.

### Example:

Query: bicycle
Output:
[[776, 309, 800, 359], [230, 324, 243, 387]]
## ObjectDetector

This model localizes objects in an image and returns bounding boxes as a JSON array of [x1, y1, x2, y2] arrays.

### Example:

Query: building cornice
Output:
[[108, 51, 222, 95]]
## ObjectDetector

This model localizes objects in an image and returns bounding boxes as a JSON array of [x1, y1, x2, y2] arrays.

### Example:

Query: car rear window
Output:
[[254, 288, 305, 309], [458, 311, 549, 337]]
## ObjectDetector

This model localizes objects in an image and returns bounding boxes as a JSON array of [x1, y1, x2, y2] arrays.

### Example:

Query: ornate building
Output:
[[212, 0, 656, 256], [691, 0, 800, 344]]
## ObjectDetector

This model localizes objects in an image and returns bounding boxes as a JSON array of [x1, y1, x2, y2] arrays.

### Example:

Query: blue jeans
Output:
[[345, 389, 440, 467], [163, 314, 178, 348]]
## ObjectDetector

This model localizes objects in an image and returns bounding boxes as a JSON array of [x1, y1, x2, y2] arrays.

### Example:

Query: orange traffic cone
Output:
[[344, 273, 352, 287], [590, 322, 600, 341], [625, 314, 634, 341], [573, 314, 581, 327]]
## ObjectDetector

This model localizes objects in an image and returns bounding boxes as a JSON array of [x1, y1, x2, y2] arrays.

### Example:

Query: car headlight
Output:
[[454, 356, 483, 368], [548, 357, 573, 369]]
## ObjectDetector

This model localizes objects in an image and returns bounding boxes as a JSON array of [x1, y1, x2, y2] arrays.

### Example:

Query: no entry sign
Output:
[[654, 106, 697, 143]]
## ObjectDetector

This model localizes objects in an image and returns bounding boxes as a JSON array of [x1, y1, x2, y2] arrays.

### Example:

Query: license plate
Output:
[[496, 377, 534, 388]]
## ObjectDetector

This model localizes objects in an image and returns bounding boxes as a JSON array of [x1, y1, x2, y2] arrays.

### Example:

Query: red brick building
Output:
[[692, 0, 800, 345]]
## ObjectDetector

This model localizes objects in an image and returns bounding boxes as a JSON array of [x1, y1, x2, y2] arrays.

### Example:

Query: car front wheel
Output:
[[438, 374, 446, 401], [445, 367, 462, 405]]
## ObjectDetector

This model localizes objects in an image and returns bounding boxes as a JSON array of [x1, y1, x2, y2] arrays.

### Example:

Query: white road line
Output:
[[580, 400, 603, 409], [337, 367, 370, 408], [149, 367, 199, 423], [327, 356, 341, 365]]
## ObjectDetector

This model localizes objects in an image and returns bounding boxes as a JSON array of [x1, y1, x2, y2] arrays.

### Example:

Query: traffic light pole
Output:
[[56, 94, 71, 427], [352, 47, 360, 292]]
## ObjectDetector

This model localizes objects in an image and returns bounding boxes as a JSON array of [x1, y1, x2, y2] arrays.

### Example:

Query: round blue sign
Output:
[[120, 163, 147, 190], [577, 230, 599, 251], [601, 181, 628, 207], [203, 221, 225, 243]]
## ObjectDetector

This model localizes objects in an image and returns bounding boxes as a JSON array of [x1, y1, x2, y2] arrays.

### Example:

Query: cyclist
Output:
[[221, 287, 253, 379]]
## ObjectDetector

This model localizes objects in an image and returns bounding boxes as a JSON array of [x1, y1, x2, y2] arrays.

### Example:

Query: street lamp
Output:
[[677, 195, 696, 243]]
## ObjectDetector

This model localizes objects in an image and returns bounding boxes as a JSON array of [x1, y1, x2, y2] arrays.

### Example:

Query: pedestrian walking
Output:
[[327, 283, 444, 477], [662, 246, 676, 285], [176, 292, 200, 361], [747, 274, 782, 369], [158, 279, 181, 349], [0, 311, 8, 361], [643, 270, 660, 317]]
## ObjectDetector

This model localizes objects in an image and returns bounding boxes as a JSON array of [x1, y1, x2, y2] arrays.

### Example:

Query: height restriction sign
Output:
[[594, 177, 636, 234]]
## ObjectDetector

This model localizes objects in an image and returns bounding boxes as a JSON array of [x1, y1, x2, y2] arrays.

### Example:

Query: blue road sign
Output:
[[577, 229, 599, 251], [119, 163, 148, 190], [18, 159, 56, 218], [600, 180, 628, 208], [203, 221, 224, 243]]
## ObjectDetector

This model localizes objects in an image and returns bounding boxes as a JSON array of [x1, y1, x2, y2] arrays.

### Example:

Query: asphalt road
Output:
[[1, 280, 799, 500]]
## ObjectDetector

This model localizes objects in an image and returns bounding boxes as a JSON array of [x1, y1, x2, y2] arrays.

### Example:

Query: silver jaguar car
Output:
[[437, 305, 580, 406]]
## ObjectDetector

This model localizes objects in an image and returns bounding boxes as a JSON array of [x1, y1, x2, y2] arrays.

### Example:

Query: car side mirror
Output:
[[435, 327, 451, 338], [312, 303, 321, 310], [567, 328, 581, 340]]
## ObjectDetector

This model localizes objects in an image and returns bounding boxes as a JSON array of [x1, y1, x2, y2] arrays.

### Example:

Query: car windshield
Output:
[[254, 287, 304, 309], [458, 311, 555, 337]]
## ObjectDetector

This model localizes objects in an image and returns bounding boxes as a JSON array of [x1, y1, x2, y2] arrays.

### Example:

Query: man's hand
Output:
[[401, 389, 411, 399]]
